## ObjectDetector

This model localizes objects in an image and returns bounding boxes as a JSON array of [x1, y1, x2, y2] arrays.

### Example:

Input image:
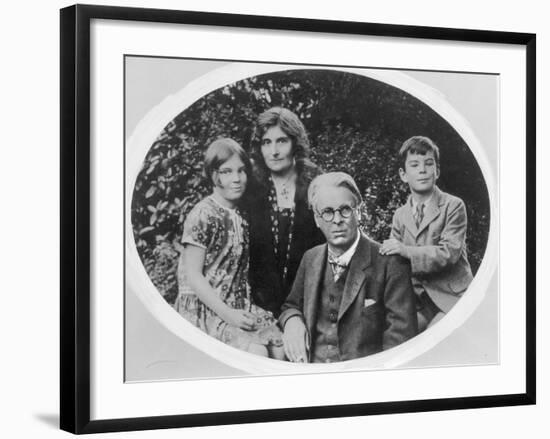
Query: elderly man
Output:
[[279, 172, 418, 363]]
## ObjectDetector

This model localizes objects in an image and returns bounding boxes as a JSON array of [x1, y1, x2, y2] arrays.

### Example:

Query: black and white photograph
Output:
[[54, 3, 537, 435], [2, 0, 546, 437], [125, 58, 496, 380]]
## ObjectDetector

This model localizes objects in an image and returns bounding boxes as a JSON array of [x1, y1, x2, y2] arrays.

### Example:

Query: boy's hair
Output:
[[308, 172, 362, 211], [399, 136, 440, 169], [203, 138, 251, 186]]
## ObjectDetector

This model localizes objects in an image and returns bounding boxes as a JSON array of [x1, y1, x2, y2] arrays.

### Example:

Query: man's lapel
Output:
[[338, 235, 372, 320], [303, 244, 326, 335], [416, 186, 443, 237]]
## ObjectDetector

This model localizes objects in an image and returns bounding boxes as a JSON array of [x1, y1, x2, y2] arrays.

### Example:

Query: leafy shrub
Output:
[[131, 70, 490, 304]]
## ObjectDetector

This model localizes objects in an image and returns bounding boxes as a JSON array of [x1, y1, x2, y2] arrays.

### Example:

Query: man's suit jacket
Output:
[[390, 186, 473, 313], [279, 234, 417, 362]]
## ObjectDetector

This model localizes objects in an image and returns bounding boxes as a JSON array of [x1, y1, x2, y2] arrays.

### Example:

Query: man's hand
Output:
[[282, 317, 309, 363], [380, 238, 408, 258]]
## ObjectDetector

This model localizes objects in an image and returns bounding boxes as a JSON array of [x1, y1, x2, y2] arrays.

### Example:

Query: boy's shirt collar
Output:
[[410, 192, 434, 212]]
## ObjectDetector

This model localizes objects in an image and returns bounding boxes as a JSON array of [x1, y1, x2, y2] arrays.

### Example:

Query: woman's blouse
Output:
[[247, 163, 325, 317]]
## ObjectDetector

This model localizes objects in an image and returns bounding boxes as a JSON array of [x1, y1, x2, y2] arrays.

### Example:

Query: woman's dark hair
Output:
[[251, 107, 317, 185]]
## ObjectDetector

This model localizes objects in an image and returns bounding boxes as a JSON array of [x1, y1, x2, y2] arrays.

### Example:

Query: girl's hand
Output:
[[182, 246, 258, 331], [222, 308, 258, 331]]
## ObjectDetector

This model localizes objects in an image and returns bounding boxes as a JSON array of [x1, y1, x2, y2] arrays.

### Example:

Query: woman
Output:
[[175, 138, 284, 359], [247, 107, 325, 317]]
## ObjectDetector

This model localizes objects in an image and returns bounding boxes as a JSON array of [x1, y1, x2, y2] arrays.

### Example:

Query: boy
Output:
[[380, 136, 473, 331]]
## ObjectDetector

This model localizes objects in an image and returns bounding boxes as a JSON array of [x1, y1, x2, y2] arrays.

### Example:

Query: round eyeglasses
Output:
[[317, 205, 355, 222]]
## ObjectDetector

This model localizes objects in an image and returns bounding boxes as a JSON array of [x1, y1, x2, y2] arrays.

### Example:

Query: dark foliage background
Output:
[[131, 69, 490, 305]]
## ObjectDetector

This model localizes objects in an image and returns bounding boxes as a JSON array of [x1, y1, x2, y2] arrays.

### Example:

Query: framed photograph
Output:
[[60, 4, 536, 434]]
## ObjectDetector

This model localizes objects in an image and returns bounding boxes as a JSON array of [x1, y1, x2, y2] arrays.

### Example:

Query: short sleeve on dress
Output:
[[181, 205, 213, 249]]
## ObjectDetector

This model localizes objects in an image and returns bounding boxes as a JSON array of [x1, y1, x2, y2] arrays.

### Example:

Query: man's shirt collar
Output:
[[327, 230, 361, 267]]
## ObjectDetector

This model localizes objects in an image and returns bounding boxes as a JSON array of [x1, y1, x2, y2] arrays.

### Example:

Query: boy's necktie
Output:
[[415, 203, 425, 228]]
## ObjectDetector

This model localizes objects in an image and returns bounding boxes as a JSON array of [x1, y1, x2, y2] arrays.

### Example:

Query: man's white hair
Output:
[[308, 172, 363, 211]]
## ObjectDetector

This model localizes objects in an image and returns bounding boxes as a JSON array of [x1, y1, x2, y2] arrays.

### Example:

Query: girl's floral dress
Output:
[[175, 196, 283, 351]]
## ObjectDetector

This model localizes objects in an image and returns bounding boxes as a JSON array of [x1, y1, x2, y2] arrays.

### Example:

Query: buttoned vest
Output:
[[311, 261, 347, 363]]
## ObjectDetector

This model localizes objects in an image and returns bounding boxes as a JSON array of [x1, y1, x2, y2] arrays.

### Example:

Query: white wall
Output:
[[0, 0, 546, 437]]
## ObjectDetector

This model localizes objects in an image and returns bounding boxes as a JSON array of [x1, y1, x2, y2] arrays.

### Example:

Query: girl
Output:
[[175, 138, 284, 359]]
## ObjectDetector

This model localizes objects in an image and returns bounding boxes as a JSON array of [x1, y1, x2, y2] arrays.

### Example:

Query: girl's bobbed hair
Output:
[[203, 137, 251, 186]]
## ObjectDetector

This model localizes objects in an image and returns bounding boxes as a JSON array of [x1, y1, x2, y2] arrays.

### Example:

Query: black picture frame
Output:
[[60, 3, 536, 434]]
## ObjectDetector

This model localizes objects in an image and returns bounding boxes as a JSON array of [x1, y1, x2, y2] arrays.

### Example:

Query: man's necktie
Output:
[[415, 203, 425, 228], [328, 254, 348, 282]]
